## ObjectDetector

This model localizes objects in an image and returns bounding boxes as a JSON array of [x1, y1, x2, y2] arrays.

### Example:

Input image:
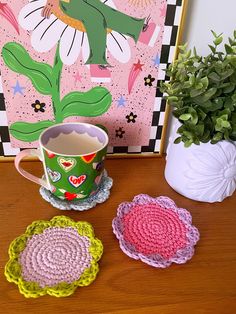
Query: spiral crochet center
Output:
[[123, 204, 187, 259], [19, 227, 92, 288]]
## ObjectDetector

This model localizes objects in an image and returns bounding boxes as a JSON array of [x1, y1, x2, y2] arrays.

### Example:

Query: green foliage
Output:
[[61, 87, 112, 119], [160, 30, 236, 146], [10, 121, 55, 141], [2, 42, 53, 95], [2, 43, 112, 142]]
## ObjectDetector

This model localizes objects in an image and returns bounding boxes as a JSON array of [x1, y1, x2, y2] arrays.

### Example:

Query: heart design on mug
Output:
[[58, 157, 76, 172], [46, 167, 61, 183], [68, 175, 87, 188], [64, 192, 77, 201], [46, 150, 55, 159], [81, 153, 96, 163]]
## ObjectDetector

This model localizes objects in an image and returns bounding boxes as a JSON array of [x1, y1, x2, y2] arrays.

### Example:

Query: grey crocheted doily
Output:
[[39, 170, 113, 211]]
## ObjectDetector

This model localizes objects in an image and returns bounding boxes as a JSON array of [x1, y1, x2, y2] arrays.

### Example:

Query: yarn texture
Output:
[[39, 170, 113, 210], [112, 194, 200, 268], [5, 216, 103, 298]]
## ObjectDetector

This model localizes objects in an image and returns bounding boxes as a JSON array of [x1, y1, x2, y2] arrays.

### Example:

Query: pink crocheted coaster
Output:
[[112, 194, 200, 268], [5, 216, 103, 298]]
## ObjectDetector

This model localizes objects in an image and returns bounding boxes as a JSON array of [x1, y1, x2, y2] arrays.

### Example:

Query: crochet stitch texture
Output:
[[5, 216, 103, 298], [39, 170, 113, 210], [112, 194, 200, 268]]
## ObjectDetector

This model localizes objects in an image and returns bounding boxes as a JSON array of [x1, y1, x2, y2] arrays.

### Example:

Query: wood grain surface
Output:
[[0, 158, 236, 314]]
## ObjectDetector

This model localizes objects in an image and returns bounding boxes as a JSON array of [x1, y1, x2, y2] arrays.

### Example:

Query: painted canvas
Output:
[[0, 0, 185, 157]]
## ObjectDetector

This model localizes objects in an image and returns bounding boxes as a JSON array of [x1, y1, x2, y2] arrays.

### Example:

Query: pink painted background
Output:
[[0, 0, 166, 148]]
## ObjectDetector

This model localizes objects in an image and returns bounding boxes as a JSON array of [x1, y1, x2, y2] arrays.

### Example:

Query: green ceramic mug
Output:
[[15, 123, 109, 201]]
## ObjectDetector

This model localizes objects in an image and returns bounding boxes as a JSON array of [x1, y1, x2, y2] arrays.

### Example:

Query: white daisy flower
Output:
[[18, 0, 131, 65]]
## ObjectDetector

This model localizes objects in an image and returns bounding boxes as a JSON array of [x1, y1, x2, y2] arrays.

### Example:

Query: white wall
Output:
[[183, 0, 236, 54], [166, 0, 236, 150]]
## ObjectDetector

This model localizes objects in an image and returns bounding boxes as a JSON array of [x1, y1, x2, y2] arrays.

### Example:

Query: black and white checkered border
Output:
[[0, 0, 183, 157], [0, 78, 20, 157]]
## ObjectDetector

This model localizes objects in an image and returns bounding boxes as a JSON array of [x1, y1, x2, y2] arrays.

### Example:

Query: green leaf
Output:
[[225, 44, 234, 54], [183, 130, 194, 139], [201, 129, 211, 143], [232, 112, 236, 123], [211, 132, 223, 144], [234, 30, 236, 39], [200, 77, 209, 89], [230, 124, 236, 140], [189, 75, 195, 86], [212, 98, 224, 110], [223, 84, 235, 93], [196, 107, 207, 120], [167, 96, 179, 103], [193, 138, 200, 145], [229, 37, 234, 45], [211, 30, 218, 38], [179, 113, 191, 121], [208, 72, 221, 82], [172, 107, 188, 118], [2, 42, 53, 95], [224, 97, 234, 110], [190, 88, 204, 98], [221, 68, 235, 80], [232, 93, 236, 102], [193, 87, 217, 104], [195, 124, 205, 136], [228, 56, 236, 68], [223, 129, 231, 140], [188, 108, 198, 125], [195, 83, 203, 90], [208, 45, 216, 54], [184, 140, 193, 148], [178, 43, 188, 52], [214, 36, 223, 46], [174, 137, 182, 144], [10, 121, 55, 141], [221, 120, 231, 128], [193, 47, 198, 57], [61, 87, 112, 119], [183, 81, 191, 89], [215, 114, 231, 131]]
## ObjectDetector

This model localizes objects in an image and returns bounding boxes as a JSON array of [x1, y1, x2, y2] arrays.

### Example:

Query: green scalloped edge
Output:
[[5, 216, 103, 298]]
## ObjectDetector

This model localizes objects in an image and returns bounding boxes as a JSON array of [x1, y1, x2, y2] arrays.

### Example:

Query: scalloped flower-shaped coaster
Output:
[[5, 216, 103, 298], [112, 194, 200, 268], [39, 170, 113, 211]]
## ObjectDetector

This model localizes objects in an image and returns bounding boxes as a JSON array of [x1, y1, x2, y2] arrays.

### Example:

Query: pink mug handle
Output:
[[15, 149, 50, 190]]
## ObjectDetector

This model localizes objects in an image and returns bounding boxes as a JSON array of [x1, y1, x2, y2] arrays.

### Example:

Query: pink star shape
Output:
[[73, 71, 82, 83]]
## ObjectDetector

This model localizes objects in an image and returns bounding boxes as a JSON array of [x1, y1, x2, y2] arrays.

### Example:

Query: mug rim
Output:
[[39, 122, 109, 157]]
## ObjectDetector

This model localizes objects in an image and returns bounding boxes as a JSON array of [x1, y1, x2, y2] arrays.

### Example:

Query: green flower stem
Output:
[[51, 44, 63, 123]]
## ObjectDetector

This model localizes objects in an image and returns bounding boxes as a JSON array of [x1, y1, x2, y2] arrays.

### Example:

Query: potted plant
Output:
[[160, 30, 236, 202]]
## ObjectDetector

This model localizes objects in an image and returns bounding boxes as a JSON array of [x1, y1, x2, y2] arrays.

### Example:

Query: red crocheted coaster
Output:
[[112, 194, 200, 268]]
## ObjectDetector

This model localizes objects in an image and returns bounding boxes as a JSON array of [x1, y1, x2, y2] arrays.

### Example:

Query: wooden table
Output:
[[0, 158, 236, 313]]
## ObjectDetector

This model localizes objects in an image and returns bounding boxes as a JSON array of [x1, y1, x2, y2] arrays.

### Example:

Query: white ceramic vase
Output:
[[165, 125, 236, 203]]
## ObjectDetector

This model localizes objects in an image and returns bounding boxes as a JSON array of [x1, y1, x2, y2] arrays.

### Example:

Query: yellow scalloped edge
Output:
[[5, 216, 103, 298]]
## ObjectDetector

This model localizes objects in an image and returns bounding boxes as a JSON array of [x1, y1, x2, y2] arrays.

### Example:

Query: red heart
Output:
[[46, 151, 55, 158], [64, 192, 77, 201], [82, 153, 96, 163], [62, 161, 72, 167]]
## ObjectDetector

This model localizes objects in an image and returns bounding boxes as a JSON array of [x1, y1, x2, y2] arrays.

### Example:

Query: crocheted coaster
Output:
[[112, 194, 200, 268], [5, 216, 103, 298], [39, 170, 113, 210]]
